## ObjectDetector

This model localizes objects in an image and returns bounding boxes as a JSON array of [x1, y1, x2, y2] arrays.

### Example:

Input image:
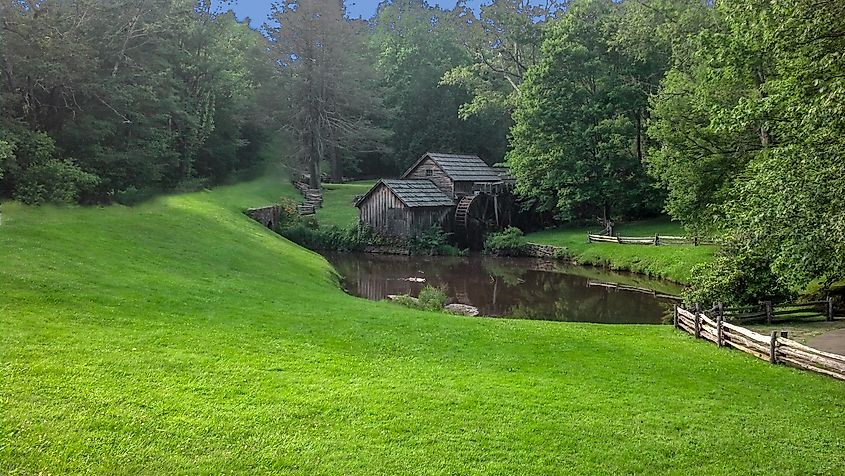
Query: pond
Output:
[[322, 252, 684, 324]]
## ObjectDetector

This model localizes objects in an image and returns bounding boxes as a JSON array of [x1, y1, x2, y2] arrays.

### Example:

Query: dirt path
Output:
[[809, 328, 845, 356]]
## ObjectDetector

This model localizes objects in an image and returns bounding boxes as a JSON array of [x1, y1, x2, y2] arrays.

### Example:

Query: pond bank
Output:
[[526, 219, 717, 284]]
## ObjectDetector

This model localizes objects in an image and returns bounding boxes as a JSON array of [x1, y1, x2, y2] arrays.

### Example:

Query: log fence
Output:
[[674, 305, 845, 381], [587, 233, 715, 246], [720, 298, 833, 324], [586, 280, 682, 301]]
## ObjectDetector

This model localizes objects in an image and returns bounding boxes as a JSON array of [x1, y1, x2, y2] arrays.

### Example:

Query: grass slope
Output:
[[317, 181, 376, 227], [2, 177, 844, 474], [527, 218, 717, 283]]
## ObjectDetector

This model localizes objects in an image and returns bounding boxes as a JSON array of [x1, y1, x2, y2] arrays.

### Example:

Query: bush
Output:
[[685, 243, 793, 306], [417, 284, 448, 311], [484, 227, 527, 256], [410, 227, 462, 256], [389, 285, 449, 312], [280, 221, 384, 252], [14, 159, 100, 205]]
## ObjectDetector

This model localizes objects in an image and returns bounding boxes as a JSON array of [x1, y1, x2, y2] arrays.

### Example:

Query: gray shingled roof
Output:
[[423, 153, 504, 182], [358, 179, 454, 208]]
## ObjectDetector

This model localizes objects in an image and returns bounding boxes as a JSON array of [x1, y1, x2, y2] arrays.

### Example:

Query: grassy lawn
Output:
[[2, 177, 845, 474], [317, 180, 376, 227], [527, 218, 717, 284]]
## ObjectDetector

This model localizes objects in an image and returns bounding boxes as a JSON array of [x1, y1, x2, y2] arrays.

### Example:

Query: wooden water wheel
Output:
[[455, 193, 499, 246]]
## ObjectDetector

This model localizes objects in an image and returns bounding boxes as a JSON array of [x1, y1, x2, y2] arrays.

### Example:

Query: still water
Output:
[[322, 252, 683, 324]]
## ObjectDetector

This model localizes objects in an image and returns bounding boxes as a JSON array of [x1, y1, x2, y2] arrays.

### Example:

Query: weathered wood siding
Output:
[[404, 157, 454, 197], [359, 184, 407, 235], [358, 183, 452, 238]]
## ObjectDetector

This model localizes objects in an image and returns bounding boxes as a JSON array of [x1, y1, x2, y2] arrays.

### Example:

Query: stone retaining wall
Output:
[[245, 205, 282, 229], [522, 243, 566, 258]]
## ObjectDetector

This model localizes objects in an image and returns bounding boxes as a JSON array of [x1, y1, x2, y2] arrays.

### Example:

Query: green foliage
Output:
[[507, 0, 661, 221], [685, 241, 793, 306], [1, 1, 285, 202], [370, 0, 508, 172], [649, 0, 845, 301], [484, 227, 528, 256], [417, 285, 449, 311], [409, 227, 462, 256], [13, 159, 100, 205]]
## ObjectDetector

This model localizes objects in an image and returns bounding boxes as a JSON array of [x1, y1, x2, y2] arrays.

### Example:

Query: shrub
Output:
[[685, 244, 793, 306], [410, 227, 462, 256], [14, 159, 100, 205], [484, 227, 527, 256], [417, 284, 449, 311]]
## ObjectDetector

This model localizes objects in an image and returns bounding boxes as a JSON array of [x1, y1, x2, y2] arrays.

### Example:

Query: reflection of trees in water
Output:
[[324, 252, 671, 323]]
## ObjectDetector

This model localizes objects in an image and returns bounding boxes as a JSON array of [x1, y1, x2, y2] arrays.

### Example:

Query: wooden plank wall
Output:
[[404, 157, 454, 197], [358, 184, 452, 238], [359, 184, 407, 235]]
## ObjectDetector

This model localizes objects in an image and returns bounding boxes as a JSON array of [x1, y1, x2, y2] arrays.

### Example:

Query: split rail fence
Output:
[[588, 233, 715, 246], [674, 305, 844, 381]]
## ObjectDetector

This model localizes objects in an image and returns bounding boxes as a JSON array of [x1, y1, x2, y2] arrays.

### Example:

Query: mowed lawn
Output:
[[527, 218, 717, 283], [2, 176, 845, 474], [317, 180, 376, 227]]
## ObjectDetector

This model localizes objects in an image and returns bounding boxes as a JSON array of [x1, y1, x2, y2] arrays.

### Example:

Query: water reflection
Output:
[[322, 252, 683, 324]]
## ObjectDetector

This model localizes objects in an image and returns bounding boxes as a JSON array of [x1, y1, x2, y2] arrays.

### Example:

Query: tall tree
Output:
[[507, 0, 658, 221], [268, 0, 388, 186], [1, 0, 283, 203], [441, 0, 559, 119], [369, 0, 508, 172]]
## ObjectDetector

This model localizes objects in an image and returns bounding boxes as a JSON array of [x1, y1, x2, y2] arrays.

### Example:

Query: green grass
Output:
[[317, 180, 376, 227], [527, 218, 717, 283], [2, 177, 845, 474]]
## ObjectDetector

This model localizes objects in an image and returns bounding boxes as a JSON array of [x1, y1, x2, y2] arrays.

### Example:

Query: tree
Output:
[[656, 0, 845, 302], [507, 0, 658, 221], [268, 0, 388, 186], [369, 0, 508, 172], [1, 0, 281, 202], [441, 0, 559, 119]]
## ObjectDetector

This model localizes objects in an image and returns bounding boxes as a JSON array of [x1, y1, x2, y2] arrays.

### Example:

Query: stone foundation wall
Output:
[[522, 243, 565, 258], [245, 205, 282, 230]]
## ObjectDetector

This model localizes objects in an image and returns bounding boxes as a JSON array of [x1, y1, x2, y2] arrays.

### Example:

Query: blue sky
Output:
[[215, 0, 482, 28]]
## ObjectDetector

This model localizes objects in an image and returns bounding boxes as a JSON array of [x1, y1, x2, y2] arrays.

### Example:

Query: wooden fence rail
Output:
[[674, 306, 845, 381], [588, 233, 715, 246], [586, 280, 682, 301], [719, 298, 833, 324]]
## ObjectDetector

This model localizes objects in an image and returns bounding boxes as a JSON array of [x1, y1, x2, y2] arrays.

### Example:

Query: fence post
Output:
[[673, 306, 679, 329], [654, 234, 659, 246], [827, 296, 834, 321], [765, 301, 773, 324], [769, 331, 778, 364], [716, 303, 724, 347], [694, 303, 701, 339], [694, 236, 699, 246]]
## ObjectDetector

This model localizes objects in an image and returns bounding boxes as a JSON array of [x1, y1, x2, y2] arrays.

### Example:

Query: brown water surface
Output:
[[322, 252, 683, 324]]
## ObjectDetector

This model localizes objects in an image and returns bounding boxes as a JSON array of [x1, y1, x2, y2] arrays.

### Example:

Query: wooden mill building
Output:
[[355, 152, 515, 242]]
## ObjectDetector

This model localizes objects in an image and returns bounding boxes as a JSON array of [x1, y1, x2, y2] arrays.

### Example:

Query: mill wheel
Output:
[[455, 193, 499, 247]]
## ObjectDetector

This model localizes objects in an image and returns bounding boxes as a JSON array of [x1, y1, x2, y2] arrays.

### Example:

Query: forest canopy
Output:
[[1, 0, 843, 303]]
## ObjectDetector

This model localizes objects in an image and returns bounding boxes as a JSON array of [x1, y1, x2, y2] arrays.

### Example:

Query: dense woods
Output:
[[2, 0, 843, 303]]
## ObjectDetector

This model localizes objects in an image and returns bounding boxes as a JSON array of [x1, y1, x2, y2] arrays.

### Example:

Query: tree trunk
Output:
[[329, 145, 342, 183]]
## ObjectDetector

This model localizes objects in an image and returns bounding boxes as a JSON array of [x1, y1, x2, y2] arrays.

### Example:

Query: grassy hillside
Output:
[[317, 180, 376, 227], [2, 176, 844, 474], [527, 218, 717, 283]]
